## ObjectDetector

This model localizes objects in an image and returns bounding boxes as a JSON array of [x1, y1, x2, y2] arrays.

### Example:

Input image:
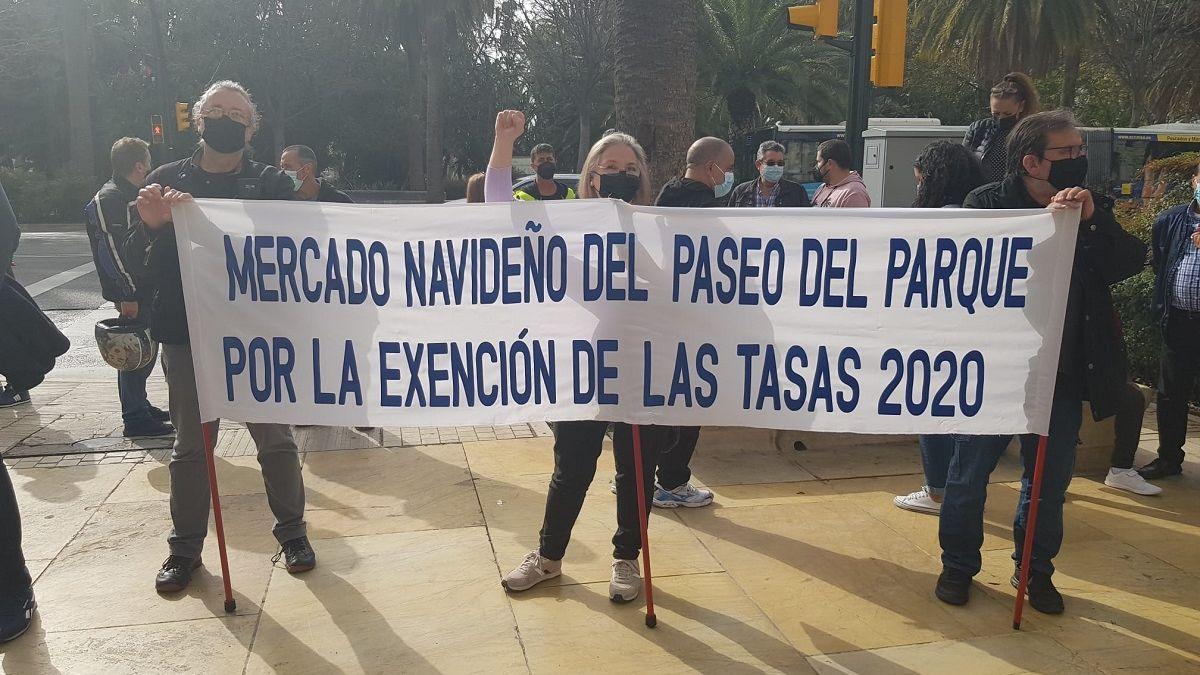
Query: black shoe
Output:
[[156, 555, 202, 593], [1011, 566, 1065, 614], [0, 387, 30, 409], [147, 405, 171, 422], [935, 567, 972, 605], [124, 419, 175, 438], [0, 590, 35, 643], [274, 536, 316, 574], [1137, 458, 1183, 480]]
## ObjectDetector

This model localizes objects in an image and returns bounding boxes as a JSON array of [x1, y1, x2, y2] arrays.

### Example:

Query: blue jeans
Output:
[[939, 396, 1082, 577], [118, 354, 157, 424], [918, 435, 954, 497]]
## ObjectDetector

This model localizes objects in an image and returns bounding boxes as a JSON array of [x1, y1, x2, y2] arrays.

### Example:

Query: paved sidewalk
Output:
[[1, 376, 1198, 673]]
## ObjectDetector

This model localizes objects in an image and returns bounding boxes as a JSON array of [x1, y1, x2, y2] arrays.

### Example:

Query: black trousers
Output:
[[657, 426, 700, 491], [538, 421, 671, 561], [1155, 312, 1200, 465], [1111, 381, 1147, 469], [0, 460, 32, 600]]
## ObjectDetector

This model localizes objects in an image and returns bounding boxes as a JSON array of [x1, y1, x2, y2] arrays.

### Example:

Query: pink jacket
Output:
[[812, 171, 871, 208]]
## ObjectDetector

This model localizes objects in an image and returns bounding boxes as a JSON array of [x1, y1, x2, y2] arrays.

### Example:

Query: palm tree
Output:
[[613, 0, 698, 190], [359, 0, 494, 200], [913, 0, 1100, 102], [698, 0, 845, 139], [1095, 0, 1183, 125]]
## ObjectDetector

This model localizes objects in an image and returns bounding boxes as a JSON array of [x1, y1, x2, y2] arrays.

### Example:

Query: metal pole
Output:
[[630, 424, 657, 628], [1012, 434, 1048, 630], [202, 421, 236, 613], [846, 0, 875, 171]]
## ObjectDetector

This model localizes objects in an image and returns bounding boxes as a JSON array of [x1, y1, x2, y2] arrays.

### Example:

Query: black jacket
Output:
[[963, 118, 1011, 184], [964, 175, 1147, 420], [1150, 203, 1200, 330], [0, 276, 71, 391], [315, 180, 354, 203], [0, 180, 19, 274], [655, 178, 720, 208], [84, 176, 143, 303], [727, 178, 810, 208], [125, 150, 296, 345]]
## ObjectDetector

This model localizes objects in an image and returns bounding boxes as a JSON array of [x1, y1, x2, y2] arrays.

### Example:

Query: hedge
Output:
[[0, 167, 96, 225]]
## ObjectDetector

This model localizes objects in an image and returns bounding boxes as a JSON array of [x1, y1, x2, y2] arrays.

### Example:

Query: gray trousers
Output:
[[162, 343, 307, 558]]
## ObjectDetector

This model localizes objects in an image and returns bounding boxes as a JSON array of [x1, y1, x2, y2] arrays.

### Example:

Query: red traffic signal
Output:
[[150, 114, 165, 144]]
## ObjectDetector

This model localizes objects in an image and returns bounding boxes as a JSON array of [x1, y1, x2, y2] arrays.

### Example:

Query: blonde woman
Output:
[[485, 110, 667, 602]]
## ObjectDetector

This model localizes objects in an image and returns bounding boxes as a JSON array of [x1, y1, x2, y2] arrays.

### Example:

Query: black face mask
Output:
[[812, 161, 828, 184], [598, 172, 640, 202], [1046, 155, 1089, 190], [993, 114, 1018, 132], [536, 162, 557, 180], [201, 115, 247, 154]]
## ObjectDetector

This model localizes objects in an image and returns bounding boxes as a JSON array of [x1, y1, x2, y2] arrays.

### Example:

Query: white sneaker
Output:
[[1105, 468, 1163, 496], [893, 487, 942, 515], [501, 550, 562, 592], [609, 558, 642, 603], [653, 482, 714, 508]]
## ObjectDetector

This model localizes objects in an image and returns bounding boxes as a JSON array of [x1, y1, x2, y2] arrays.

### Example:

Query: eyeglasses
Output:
[[761, 160, 785, 167], [1044, 143, 1087, 159], [200, 105, 252, 126]]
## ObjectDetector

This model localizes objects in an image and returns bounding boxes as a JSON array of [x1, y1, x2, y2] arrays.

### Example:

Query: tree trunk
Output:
[[613, 0, 696, 192], [577, 88, 592, 172], [423, 9, 446, 203], [1060, 46, 1081, 110], [63, 0, 94, 177], [404, 47, 425, 191]]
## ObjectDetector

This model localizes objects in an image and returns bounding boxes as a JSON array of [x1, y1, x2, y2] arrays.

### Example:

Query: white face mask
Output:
[[284, 169, 303, 191]]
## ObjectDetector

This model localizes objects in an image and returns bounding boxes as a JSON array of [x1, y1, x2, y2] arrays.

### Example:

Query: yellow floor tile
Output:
[[0, 615, 256, 674], [463, 437, 559, 478], [10, 464, 132, 559], [478, 472, 723, 587], [678, 501, 1016, 654], [106, 454, 276, 503], [806, 632, 1094, 674], [301, 445, 483, 539], [32, 497, 281, 632], [245, 527, 526, 674], [508, 572, 812, 673]]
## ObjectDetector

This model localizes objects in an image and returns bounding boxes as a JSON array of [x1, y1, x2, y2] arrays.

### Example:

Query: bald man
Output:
[[637, 136, 733, 510], [654, 137, 736, 208]]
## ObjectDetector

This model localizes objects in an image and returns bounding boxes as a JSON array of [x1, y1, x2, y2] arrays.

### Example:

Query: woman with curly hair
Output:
[[912, 140, 987, 208], [893, 140, 987, 516]]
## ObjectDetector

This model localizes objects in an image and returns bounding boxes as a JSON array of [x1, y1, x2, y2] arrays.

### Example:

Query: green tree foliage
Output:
[[697, 0, 845, 138]]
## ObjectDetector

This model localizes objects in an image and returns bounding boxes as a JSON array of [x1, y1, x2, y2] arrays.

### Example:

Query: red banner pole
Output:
[[630, 424, 657, 628], [201, 421, 236, 613], [1012, 434, 1048, 630]]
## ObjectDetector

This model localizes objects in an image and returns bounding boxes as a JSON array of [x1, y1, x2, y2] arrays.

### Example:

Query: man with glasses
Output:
[[728, 141, 810, 208], [933, 110, 1146, 615], [125, 80, 316, 595]]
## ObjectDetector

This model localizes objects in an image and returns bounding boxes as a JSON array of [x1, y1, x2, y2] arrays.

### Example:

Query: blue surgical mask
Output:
[[1194, 181, 1200, 206], [714, 170, 735, 199], [761, 165, 785, 183]]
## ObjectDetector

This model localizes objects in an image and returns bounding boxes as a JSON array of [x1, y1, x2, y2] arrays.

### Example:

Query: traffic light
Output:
[[786, 1, 838, 38], [175, 102, 190, 132], [150, 114, 164, 144], [871, 0, 908, 87]]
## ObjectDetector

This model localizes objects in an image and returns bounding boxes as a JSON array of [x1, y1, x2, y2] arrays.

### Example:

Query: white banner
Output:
[[172, 198, 1078, 435]]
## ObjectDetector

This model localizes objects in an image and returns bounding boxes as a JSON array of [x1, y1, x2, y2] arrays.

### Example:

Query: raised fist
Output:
[[495, 110, 526, 142]]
